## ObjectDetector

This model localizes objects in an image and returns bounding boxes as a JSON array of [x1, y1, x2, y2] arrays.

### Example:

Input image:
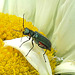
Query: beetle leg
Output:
[[25, 39, 34, 57], [19, 37, 31, 47], [43, 49, 47, 62]]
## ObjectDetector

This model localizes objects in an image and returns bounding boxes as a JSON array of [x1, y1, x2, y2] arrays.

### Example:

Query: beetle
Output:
[[19, 14, 51, 62], [12, 14, 51, 62]]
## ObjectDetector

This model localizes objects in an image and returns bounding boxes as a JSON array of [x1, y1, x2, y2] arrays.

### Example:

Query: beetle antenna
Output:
[[21, 13, 25, 42], [13, 29, 21, 32], [23, 13, 25, 29]]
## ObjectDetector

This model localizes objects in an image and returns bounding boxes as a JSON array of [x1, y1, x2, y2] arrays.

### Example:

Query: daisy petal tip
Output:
[[55, 61, 75, 74]]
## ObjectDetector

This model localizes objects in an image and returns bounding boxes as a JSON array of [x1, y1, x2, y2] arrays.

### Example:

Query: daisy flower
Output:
[[0, 0, 75, 75]]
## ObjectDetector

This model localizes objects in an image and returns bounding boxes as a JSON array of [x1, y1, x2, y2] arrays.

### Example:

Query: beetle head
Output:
[[23, 28, 30, 35]]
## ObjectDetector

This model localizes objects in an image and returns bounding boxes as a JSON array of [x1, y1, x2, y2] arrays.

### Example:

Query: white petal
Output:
[[52, 0, 75, 58], [52, 0, 75, 74], [0, 0, 5, 12], [34, 0, 60, 36], [4, 37, 52, 75], [2, 0, 36, 22], [55, 61, 75, 74]]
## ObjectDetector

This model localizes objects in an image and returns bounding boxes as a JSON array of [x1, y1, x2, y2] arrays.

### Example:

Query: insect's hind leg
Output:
[[43, 49, 47, 62], [25, 39, 34, 57]]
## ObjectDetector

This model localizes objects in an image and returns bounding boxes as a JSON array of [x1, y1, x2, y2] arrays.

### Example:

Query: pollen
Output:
[[0, 13, 56, 75]]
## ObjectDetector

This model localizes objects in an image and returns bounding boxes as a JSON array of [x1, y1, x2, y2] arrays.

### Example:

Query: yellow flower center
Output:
[[0, 13, 56, 75]]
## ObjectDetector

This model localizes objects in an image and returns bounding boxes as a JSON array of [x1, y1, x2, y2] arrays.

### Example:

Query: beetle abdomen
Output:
[[33, 31, 51, 50]]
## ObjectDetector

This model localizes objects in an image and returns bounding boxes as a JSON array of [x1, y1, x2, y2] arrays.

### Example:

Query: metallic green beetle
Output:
[[20, 14, 51, 62]]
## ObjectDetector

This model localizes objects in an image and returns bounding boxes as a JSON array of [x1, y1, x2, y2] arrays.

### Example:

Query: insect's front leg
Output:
[[19, 37, 31, 47], [25, 39, 34, 57]]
